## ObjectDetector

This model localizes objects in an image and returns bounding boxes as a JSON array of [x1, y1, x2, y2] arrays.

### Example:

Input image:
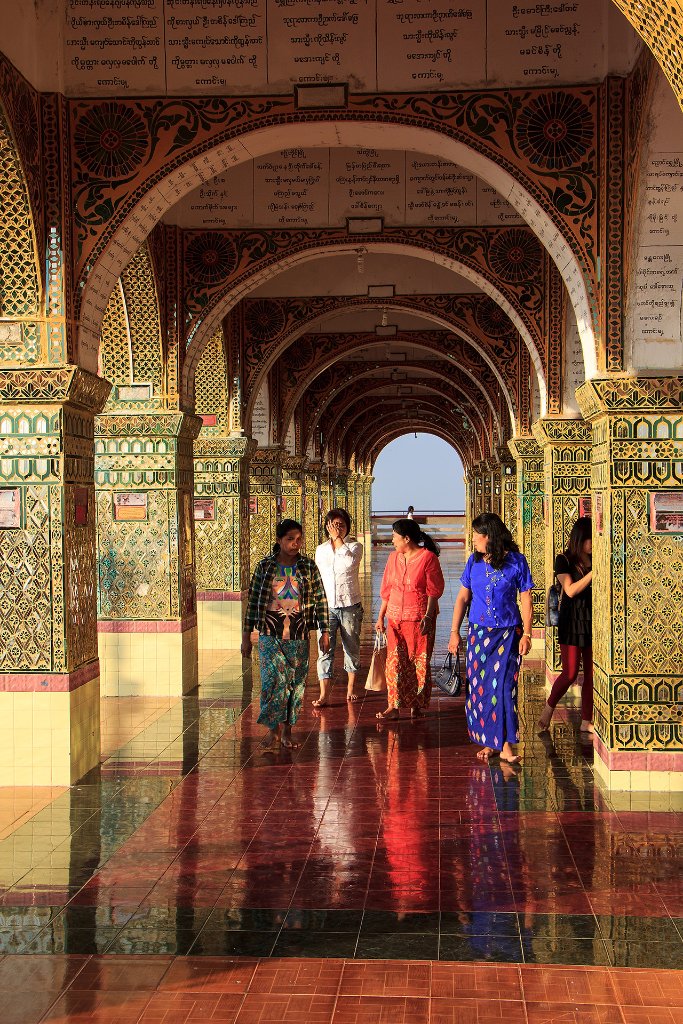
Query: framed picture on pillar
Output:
[[649, 491, 683, 533], [0, 487, 21, 528], [594, 493, 604, 535], [113, 492, 148, 521], [578, 496, 592, 518], [193, 498, 215, 521], [74, 487, 89, 526]]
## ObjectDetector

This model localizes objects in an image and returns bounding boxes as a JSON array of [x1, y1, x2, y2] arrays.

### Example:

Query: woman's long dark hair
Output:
[[471, 512, 518, 569], [392, 518, 440, 556], [324, 507, 351, 537], [272, 518, 303, 555], [564, 516, 592, 571]]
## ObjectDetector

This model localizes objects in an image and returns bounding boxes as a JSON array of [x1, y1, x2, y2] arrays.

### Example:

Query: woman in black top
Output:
[[538, 517, 593, 734]]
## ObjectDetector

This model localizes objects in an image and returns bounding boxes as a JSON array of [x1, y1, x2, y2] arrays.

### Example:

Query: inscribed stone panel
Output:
[[377, 0, 484, 91], [487, 0, 604, 88], [329, 149, 404, 224], [252, 380, 270, 445], [64, 0, 165, 94], [405, 157, 476, 226], [254, 149, 329, 227], [267, 0, 375, 91], [632, 151, 683, 368], [169, 163, 254, 229], [165, 0, 267, 93]]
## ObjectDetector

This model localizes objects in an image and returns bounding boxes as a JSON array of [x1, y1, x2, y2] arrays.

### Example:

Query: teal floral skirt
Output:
[[257, 635, 309, 730]]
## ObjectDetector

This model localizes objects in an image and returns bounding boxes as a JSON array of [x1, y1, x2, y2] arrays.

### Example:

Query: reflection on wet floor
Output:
[[0, 545, 680, 976]]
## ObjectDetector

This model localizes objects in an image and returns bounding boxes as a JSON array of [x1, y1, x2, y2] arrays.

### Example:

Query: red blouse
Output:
[[380, 549, 445, 622]]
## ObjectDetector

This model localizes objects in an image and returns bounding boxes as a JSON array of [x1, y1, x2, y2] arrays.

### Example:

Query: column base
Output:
[[98, 618, 198, 697], [0, 664, 100, 786], [593, 734, 683, 792], [197, 593, 245, 649]]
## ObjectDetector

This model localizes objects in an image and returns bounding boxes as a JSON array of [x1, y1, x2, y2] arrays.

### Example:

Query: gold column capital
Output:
[[532, 416, 592, 448], [0, 365, 111, 412], [577, 376, 683, 420]]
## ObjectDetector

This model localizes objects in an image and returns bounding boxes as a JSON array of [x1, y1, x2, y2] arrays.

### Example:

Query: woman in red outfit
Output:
[[374, 518, 445, 720]]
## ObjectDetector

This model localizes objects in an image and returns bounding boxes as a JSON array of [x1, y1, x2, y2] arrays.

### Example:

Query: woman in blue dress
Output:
[[448, 513, 534, 764]]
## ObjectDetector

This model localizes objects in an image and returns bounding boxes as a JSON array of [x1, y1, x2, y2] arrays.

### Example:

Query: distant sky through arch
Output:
[[372, 433, 465, 513]]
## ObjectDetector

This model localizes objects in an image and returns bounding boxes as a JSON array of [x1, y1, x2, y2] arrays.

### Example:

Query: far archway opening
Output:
[[373, 433, 465, 515], [371, 433, 466, 549]]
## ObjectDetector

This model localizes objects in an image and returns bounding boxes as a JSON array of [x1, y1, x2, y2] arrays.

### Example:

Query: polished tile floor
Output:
[[1, 545, 681, 1022]]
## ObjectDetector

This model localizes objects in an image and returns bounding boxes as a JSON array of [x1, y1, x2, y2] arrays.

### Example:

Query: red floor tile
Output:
[[519, 965, 618, 1005], [159, 958, 259, 994], [236, 992, 337, 1023], [431, 964, 523, 1002], [331, 995, 429, 1024], [524, 1003, 624, 1024], [429, 997, 527, 1023], [610, 970, 683, 1008], [138, 990, 244, 1024], [70, 956, 174, 991], [250, 960, 344, 996], [339, 961, 431, 998]]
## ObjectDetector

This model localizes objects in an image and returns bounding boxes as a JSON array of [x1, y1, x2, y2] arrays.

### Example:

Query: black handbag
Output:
[[434, 651, 463, 697]]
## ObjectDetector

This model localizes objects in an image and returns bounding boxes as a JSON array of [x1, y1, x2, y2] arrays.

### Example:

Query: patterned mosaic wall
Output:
[[95, 413, 201, 622], [613, 0, 683, 114], [0, 368, 110, 674], [249, 449, 280, 573], [508, 437, 546, 628], [533, 418, 592, 672], [194, 437, 252, 594], [578, 377, 683, 753], [194, 329, 228, 436]]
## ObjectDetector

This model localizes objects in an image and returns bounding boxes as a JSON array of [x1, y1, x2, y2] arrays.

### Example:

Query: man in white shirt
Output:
[[406, 505, 415, 520], [313, 508, 364, 705]]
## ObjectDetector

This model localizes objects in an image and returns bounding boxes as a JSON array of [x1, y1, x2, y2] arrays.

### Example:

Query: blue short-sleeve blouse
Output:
[[460, 551, 534, 627]]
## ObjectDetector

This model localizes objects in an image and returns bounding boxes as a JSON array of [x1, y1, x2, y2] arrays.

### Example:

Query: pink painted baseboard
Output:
[[98, 614, 198, 633], [594, 733, 683, 773], [0, 660, 100, 692], [197, 591, 243, 602]]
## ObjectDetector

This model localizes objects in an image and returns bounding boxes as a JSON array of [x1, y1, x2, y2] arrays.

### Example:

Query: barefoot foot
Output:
[[476, 746, 497, 762], [376, 708, 399, 720], [538, 703, 553, 731]]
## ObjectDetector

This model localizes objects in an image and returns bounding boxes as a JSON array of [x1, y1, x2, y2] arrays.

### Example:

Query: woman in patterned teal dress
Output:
[[241, 519, 330, 749], [449, 513, 534, 765]]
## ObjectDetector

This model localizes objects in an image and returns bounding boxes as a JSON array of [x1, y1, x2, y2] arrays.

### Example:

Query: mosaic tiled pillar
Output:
[[361, 475, 373, 561], [470, 462, 486, 517], [281, 455, 305, 527], [95, 412, 202, 697], [333, 468, 349, 509], [507, 437, 545, 631], [533, 418, 592, 676], [249, 446, 282, 572], [346, 473, 357, 533], [464, 474, 473, 554], [498, 448, 518, 537], [0, 367, 110, 785], [320, 464, 332, 519], [490, 461, 503, 517], [577, 377, 683, 791], [194, 436, 254, 649], [303, 461, 321, 554]]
